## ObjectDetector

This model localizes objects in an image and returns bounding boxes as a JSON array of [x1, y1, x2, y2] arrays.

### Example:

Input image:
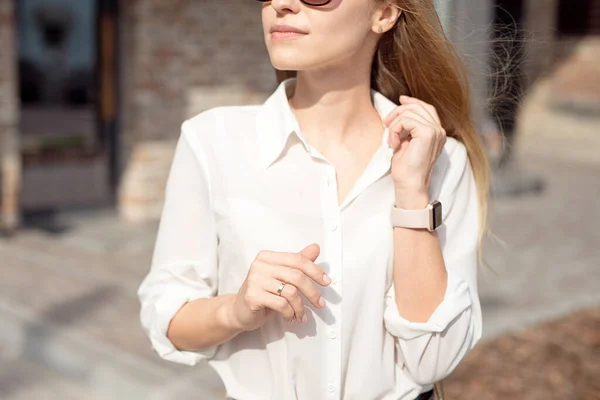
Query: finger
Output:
[[388, 112, 445, 155], [386, 103, 437, 127], [399, 95, 441, 125], [257, 290, 296, 322], [265, 278, 307, 322], [387, 116, 421, 149], [399, 97, 437, 122], [386, 113, 412, 148], [388, 109, 433, 131], [267, 264, 325, 309], [259, 250, 330, 286]]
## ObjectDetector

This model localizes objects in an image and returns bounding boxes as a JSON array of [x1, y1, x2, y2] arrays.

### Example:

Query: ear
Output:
[[371, 2, 403, 33]]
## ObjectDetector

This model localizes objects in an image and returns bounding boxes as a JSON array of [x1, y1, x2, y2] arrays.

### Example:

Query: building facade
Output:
[[0, 0, 598, 231], [0, 0, 19, 231]]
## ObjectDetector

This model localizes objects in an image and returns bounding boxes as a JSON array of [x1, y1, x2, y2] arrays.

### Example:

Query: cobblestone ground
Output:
[[0, 141, 598, 399]]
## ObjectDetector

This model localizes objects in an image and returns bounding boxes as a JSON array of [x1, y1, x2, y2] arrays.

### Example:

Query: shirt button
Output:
[[328, 331, 337, 339], [329, 221, 338, 231], [327, 384, 335, 393]]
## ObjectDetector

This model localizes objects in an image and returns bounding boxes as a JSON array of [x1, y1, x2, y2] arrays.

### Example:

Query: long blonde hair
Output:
[[274, 0, 492, 268]]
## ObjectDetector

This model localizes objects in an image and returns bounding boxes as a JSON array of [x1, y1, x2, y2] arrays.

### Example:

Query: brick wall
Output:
[[118, 0, 277, 221], [0, 0, 20, 231]]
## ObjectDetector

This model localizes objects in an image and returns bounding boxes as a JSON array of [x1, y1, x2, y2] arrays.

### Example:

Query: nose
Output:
[[270, 0, 301, 13]]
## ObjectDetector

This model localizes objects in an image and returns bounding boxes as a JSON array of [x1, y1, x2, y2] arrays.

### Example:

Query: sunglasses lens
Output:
[[255, 0, 330, 5]]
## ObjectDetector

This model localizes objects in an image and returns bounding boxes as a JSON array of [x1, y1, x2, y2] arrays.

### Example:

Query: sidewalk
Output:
[[1, 142, 599, 399], [0, 210, 225, 400]]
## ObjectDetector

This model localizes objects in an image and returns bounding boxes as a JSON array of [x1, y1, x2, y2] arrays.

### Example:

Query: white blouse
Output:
[[137, 77, 483, 400]]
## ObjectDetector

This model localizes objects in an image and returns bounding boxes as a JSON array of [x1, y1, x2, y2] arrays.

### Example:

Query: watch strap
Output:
[[391, 205, 431, 230]]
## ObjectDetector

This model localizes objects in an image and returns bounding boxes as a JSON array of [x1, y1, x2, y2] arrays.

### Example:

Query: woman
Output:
[[137, 0, 491, 399]]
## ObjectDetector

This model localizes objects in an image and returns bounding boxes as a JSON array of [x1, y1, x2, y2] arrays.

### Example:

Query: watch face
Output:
[[431, 201, 442, 230]]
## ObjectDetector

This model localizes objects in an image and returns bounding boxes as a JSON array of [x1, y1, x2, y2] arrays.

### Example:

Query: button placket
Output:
[[329, 220, 338, 231], [321, 166, 342, 400]]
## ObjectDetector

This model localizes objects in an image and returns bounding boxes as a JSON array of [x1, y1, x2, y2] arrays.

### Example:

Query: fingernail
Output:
[[318, 297, 326, 308], [323, 274, 331, 285], [301, 314, 308, 323]]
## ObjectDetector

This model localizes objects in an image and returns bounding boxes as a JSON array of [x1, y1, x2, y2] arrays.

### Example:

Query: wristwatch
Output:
[[391, 200, 442, 232]]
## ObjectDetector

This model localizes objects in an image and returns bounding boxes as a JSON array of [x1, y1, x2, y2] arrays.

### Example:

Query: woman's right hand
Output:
[[228, 243, 331, 332]]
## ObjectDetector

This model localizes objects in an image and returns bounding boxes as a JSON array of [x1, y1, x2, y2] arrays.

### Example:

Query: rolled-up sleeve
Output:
[[383, 141, 483, 385], [137, 117, 220, 366]]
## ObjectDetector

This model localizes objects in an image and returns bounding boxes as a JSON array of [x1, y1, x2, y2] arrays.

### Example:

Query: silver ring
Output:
[[276, 282, 286, 296]]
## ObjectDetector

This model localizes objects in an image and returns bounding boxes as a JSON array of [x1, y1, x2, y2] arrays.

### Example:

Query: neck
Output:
[[287, 70, 385, 151]]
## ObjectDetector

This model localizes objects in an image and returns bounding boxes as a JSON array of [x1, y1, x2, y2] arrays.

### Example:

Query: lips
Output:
[[271, 24, 308, 34]]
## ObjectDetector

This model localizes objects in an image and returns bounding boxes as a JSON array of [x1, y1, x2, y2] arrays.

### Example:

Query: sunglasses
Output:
[[256, 0, 333, 6]]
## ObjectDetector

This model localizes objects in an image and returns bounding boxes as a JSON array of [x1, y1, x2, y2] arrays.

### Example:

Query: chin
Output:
[[271, 63, 300, 72], [269, 53, 314, 72], [270, 60, 303, 72]]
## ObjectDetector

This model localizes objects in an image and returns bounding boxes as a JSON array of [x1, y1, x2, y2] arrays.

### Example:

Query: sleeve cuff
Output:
[[148, 284, 219, 366], [383, 268, 472, 341]]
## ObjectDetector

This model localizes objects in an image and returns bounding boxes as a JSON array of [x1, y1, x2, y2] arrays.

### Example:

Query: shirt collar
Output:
[[256, 77, 398, 169]]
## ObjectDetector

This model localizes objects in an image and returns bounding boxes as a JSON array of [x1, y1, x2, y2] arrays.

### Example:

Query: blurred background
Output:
[[0, 0, 598, 399]]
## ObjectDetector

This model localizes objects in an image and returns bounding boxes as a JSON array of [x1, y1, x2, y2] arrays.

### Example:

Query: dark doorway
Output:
[[17, 0, 119, 212], [557, 0, 600, 36]]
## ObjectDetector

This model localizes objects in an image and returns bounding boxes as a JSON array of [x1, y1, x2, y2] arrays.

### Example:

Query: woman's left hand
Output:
[[383, 95, 447, 195]]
